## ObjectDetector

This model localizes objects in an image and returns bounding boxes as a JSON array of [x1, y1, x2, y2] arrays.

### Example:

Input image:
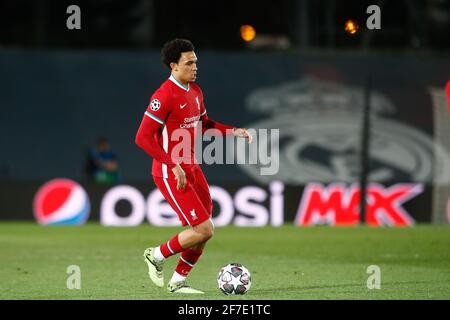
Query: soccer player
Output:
[[135, 39, 252, 294]]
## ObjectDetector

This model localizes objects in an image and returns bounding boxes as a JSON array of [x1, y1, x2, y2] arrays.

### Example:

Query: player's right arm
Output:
[[135, 91, 186, 189], [135, 91, 176, 167]]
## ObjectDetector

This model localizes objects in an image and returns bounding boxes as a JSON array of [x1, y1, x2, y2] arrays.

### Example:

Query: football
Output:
[[217, 263, 252, 295]]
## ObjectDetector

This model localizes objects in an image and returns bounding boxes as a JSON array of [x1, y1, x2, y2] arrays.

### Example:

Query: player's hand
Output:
[[172, 163, 186, 190], [232, 128, 253, 144]]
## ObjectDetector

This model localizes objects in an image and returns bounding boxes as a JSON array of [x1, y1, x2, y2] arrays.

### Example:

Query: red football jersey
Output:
[[136, 75, 235, 178]]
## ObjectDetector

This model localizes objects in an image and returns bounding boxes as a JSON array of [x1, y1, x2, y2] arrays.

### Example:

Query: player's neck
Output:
[[170, 74, 190, 91]]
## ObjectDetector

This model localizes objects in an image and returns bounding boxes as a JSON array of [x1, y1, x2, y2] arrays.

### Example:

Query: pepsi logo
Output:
[[33, 179, 90, 225]]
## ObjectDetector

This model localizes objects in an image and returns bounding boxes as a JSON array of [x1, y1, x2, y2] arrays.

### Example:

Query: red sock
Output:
[[160, 234, 183, 258], [175, 248, 203, 277]]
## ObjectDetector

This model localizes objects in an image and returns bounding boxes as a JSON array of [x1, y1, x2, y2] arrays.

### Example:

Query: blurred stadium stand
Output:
[[1, 0, 449, 51]]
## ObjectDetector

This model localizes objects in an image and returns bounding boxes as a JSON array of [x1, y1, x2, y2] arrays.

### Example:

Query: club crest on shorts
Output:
[[150, 99, 161, 111], [190, 208, 198, 220]]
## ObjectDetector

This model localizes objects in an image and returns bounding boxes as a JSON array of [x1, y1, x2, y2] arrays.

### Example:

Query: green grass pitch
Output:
[[0, 222, 449, 300]]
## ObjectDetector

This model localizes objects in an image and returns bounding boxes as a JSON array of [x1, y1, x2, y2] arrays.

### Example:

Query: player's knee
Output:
[[200, 225, 214, 242], [195, 219, 214, 242], [204, 227, 214, 241]]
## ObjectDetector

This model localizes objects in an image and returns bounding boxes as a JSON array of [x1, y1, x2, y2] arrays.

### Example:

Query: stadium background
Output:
[[1, 0, 450, 301], [1, 0, 449, 226]]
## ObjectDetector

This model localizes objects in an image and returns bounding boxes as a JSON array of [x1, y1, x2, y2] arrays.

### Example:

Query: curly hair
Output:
[[161, 39, 195, 69]]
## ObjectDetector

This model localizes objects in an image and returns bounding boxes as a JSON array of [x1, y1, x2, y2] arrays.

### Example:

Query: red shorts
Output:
[[153, 165, 213, 226]]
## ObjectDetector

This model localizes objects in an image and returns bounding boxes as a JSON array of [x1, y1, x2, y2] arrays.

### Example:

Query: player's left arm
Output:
[[198, 90, 252, 143], [201, 113, 252, 143]]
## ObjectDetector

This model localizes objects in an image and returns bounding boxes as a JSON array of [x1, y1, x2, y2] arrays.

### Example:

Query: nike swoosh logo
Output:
[[180, 104, 187, 109]]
